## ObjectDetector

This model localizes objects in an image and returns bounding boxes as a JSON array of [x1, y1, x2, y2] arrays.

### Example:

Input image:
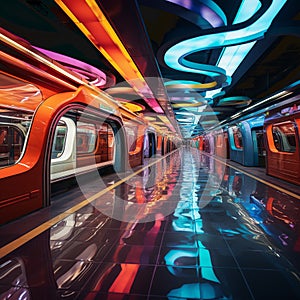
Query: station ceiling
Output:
[[1, 0, 300, 138]]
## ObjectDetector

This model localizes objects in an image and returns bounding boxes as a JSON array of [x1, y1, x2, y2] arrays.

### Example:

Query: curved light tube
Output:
[[166, 0, 227, 27], [165, 80, 217, 89], [34, 47, 107, 87], [217, 96, 251, 106], [55, 0, 164, 113], [164, 0, 287, 91], [172, 102, 207, 108]]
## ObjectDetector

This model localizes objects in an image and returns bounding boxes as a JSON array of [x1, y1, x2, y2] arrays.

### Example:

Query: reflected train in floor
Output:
[[0, 151, 183, 299], [1, 149, 300, 299], [221, 166, 300, 262]]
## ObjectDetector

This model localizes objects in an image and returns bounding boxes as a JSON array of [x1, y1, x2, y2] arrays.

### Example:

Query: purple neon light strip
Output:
[[33, 46, 107, 87]]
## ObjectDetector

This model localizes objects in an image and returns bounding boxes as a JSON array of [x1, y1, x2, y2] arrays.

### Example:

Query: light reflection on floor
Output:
[[0, 147, 300, 299]]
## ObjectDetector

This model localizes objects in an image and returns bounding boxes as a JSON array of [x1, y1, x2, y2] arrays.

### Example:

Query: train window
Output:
[[77, 122, 97, 153], [272, 122, 296, 153], [0, 125, 25, 167], [0, 127, 9, 166], [124, 125, 138, 152], [51, 121, 67, 158], [0, 73, 38, 167], [108, 129, 114, 148], [216, 134, 223, 147], [232, 126, 243, 149], [107, 126, 114, 160], [0, 118, 28, 168]]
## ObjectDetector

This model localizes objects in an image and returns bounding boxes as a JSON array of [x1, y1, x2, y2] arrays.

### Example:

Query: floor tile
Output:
[[102, 245, 160, 265], [1, 148, 300, 299], [149, 266, 200, 297], [158, 247, 199, 267], [242, 269, 300, 300], [84, 263, 155, 295]]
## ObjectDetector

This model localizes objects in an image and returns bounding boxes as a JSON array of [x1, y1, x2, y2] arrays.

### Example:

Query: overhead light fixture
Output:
[[242, 91, 292, 112], [164, 0, 287, 97], [158, 115, 176, 132], [55, 0, 164, 113], [166, 0, 227, 28], [0, 29, 85, 88], [172, 102, 207, 108], [209, 0, 261, 98], [33, 46, 108, 87], [217, 96, 251, 106], [165, 80, 217, 90]]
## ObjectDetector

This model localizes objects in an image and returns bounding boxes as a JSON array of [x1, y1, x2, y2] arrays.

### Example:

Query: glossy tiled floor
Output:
[[1, 147, 300, 299]]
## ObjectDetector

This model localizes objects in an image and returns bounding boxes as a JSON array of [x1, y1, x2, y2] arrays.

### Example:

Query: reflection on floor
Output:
[[1, 147, 300, 299]]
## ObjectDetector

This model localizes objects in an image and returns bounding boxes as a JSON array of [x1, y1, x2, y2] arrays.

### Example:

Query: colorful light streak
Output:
[[33, 46, 107, 87], [0, 30, 84, 88], [55, 0, 164, 113], [217, 96, 251, 107], [165, 80, 217, 90], [166, 0, 227, 27], [164, 0, 287, 99], [172, 102, 207, 108]]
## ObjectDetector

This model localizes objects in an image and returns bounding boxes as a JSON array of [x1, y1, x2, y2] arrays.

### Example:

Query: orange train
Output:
[[264, 101, 300, 186], [0, 28, 179, 225]]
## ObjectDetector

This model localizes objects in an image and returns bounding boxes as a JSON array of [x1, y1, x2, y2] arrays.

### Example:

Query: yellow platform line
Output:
[[0, 150, 177, 259]]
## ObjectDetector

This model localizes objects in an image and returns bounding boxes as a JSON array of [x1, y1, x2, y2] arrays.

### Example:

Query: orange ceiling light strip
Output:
[[55, 0, 164, 113]]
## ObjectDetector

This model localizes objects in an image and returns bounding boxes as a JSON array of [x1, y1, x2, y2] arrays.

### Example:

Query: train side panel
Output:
[[214, 130, 229, 159], [228, 116, 265, 167], [0, 87, 125, 224], [264, 104, 300, 185]]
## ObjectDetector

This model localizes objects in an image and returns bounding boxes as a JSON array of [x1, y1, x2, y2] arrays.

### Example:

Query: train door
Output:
[[224, 131, 230, 159], [147, 132, 156, 157], [49, 107, 123, 199], [266, 120, 299, 184], [215, 131, 228, 158], [143, 133, 150, 158], [203, 135, 210, 153], [228, 125, 244, 164], [161, 137, 165, 155], [251, 128, 266, 167], [166, 139, 171, 153], [0, 108, 34, 225], [156, 135, 163, 155]]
